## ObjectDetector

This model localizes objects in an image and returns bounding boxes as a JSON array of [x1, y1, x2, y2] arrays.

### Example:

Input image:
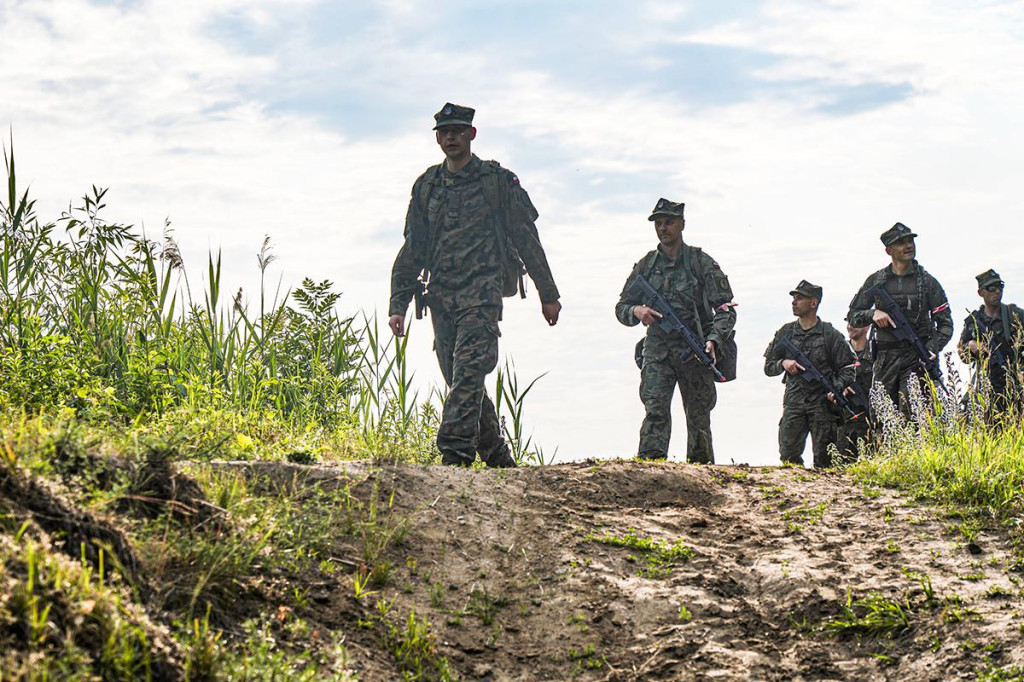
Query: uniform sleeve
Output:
[[697, 251, 737, 349], [504, 177, 560, 303], [763, 327, 785, 377], [926, 275, 954, 354], [388, 181, 425, 317], [615, 261, 644, 327], [1012, 307, 1024, 357], [958, 313, 979, 363], [846, 274, 878, 328], [830, 332, 857, 390]]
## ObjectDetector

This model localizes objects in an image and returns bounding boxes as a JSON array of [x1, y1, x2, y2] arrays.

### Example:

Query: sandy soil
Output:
[[239, 460, 1024, 681]]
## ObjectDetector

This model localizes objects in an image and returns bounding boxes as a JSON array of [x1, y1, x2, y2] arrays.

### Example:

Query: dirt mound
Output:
[[233, 460, 1024, 681]]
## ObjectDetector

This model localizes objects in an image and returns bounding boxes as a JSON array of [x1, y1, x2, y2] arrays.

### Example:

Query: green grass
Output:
[[587, 529, 694, 579], [849, 364, 1024, 557]]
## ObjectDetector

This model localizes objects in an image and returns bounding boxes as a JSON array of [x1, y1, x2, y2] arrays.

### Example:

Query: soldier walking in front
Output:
[[765, 282, 856, 468], [615, 199, 737, 463], [388, 103, 562, 467], [846, 223, 953, 416]]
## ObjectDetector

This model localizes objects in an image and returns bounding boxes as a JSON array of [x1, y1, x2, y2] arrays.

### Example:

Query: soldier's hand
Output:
[[928, 351, 937, 363], [872, 310, 894, 328], [542, 300, 561, 326], [842, 386, 855, 397], [968, 339, 983, 356], [634, 305, 663, 327], [782, 359, 804, 375], [705, 340, 717, 364], [827, 392, 837, 404], [389, 314, 406, 337]]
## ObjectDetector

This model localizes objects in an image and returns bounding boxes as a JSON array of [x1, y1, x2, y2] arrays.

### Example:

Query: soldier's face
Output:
[[791, 294, 816, 317], [885, 236, 915, 263], [980, 283, 1003, 307], [653, 216, 684, 248], [436, 125, 475, 161]]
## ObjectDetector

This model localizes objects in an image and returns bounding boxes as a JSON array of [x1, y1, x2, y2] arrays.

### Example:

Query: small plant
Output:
[[375, 598, 454, 681], [821, 591, 912, 639], [587, 529, 694, 579], [353, 569, 378, 600], [568, 643, 606, 670], [567, 613, 589, 632], [466, 585, 506, 626], [677, 604, 693, 623], [986, 585, 1014, 599]]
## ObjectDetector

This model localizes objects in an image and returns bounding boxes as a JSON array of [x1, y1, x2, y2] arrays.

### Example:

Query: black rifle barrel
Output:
[[774, 336, 861, 421], [627, 274, 726, 383], [865, 286, 946, 391]]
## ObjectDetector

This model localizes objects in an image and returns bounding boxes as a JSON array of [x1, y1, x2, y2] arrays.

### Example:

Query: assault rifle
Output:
[[865, 286, 947, 392], [626, 273, 726, 383], [774, 336, 862, 421], [969, 311, 1008, 367]]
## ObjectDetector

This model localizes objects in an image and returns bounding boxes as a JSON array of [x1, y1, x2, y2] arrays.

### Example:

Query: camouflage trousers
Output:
[[872, 346, 934, 419], [430, 305, 513, 467], [638, 352, 717, 464], [778, 403, 837, 468]]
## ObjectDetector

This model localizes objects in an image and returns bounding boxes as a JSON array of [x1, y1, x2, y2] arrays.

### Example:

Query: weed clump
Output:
[[587, 529, 694, 579]]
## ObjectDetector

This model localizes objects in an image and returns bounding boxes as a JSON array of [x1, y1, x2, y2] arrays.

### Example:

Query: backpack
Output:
[[414, 160, 528, 298]]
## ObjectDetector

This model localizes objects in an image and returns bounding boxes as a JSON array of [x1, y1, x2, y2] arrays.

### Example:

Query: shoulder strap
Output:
[[821, 321, 837, 371], [873, 268, 887, 288], [639, 250, 659, 278], [684, 246, 711, 337]]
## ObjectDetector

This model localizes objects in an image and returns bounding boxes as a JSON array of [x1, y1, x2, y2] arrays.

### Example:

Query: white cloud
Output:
[[3, 0, 1024, 464]]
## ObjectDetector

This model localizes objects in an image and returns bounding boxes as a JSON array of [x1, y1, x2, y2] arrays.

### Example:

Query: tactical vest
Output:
[[413, 160, 528, 298], [872, 265, 930, 328], [639, 246, 713, 335]]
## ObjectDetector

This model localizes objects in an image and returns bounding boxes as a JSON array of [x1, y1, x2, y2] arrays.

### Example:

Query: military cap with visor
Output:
[[648, 198, 685, 221], [433, 102, 475, 129], [880, 222, 918, 246], [790, 280, 823, 301], [976, 268, 1004, 289]]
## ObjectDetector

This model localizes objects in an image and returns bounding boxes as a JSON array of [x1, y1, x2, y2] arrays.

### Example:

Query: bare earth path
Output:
[[244, 460, 1024, 681]]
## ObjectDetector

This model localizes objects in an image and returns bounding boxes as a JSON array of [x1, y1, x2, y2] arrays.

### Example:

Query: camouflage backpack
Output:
[[414, 160, 528, 298]]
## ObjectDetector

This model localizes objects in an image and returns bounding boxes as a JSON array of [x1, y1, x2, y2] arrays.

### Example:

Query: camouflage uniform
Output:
[[615, 223, 736, 464], [764, 319, 856, 468], [836, 344, 873, 462], [389, 147, 559, 466], [847, 257, 953, 416], [960, 303, 1024, 414]]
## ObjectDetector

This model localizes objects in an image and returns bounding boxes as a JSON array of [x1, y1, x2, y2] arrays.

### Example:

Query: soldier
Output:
[[836, 321, 873, 462], [615, 198, 737, 463], [764, 281, 856, 468], [388, 103, 562, 467], [959, 268, 1024, 415], [847, 223, 953, 416]]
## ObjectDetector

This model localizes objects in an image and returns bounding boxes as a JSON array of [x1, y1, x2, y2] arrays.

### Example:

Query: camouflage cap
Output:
[[880, 222, 917, 246], [433, 102, 475, 129], [976, 268, 1004, 288], [648, 198, 685, 221], [789, 280, 823, 301]]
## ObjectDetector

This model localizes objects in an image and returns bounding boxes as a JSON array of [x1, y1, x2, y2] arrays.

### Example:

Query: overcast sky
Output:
[[3, 0, 1024, 465]]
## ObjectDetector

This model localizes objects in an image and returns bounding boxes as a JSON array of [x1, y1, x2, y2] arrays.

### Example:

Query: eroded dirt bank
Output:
[[238, 460, 1024, 681]]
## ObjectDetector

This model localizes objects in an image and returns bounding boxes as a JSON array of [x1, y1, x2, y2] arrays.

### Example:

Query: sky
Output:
[[3, 0, 1024, 466]]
